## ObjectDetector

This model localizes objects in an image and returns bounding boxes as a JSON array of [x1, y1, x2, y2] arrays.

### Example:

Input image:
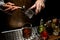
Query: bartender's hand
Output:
[[2, 2, 20, 11], [30, 0, 45, 14]]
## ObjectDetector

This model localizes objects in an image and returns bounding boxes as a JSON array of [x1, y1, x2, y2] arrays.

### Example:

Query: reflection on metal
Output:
[[1, 27, 38, 40], [25, 9, 35, 19]]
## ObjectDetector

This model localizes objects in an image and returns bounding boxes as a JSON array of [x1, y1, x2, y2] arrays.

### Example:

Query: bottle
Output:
[[46, 20, 53, 35], [58, 19, 60, 36], [51, 18, 57, 29], [41, 28, 48, 40], [53, 26, 59, 36], [51, 18, 59, 36], [38, 19, 44, 34]]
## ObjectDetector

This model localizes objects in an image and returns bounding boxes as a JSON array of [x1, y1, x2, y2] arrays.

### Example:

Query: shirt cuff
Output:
[[0, 2, 5, 10], [0, 2, 5, 6]]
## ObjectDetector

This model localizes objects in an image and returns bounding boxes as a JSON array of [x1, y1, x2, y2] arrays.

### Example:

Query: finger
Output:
[[11, 6, 19, 11], [37, 3, 45, 12], [11, 7, 18, 11], [3, 4, 10, 7], [6, 2, 15, 6], [29, 4, 36, 9], [38, 7, 41, 13], [41, 2, 45, 8], [38, 5, 42, 12], [4, 6, 12, 11], [35, 4, 39, 14], [35, 8, 39, 14], [36, 3, 44, 13], [4, 8, 11, 11]]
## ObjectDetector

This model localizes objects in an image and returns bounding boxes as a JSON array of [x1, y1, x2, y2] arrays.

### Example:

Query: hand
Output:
[[30, 0, 45, 14], [2, 2, 20, 11]]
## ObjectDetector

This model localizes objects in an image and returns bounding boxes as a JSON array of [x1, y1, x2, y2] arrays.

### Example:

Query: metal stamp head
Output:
[[25, 9, 35, 19]]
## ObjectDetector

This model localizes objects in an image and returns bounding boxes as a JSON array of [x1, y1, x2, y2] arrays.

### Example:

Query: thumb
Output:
[[29, 4, 36, 10]]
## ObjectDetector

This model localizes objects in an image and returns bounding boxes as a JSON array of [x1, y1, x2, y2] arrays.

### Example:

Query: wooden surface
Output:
[[48, 35, 60, 40]]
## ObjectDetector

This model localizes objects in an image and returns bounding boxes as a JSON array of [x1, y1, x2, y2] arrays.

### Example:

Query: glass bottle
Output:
[[38, 19, 44, 34], [45, 20, 53, 35], [40, 28, 48, 40], [53, 26, 59, 36]]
